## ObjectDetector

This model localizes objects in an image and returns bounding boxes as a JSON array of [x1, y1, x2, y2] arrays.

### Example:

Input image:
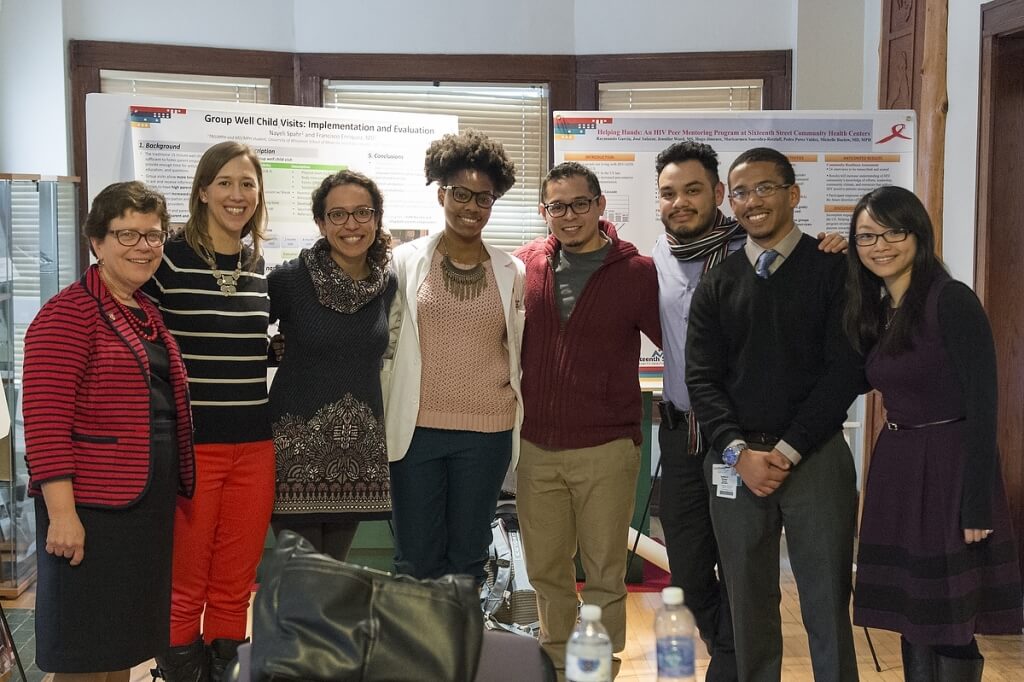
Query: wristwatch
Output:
[[722, 442, 747, 467]]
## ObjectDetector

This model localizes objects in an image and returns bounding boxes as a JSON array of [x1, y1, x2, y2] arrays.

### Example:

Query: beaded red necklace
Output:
[[112, 297, 159, 342]]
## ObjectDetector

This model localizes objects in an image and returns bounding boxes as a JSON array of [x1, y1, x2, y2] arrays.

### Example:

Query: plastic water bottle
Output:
[[655, 586, 696, 682], [566, 603, 612, 682]]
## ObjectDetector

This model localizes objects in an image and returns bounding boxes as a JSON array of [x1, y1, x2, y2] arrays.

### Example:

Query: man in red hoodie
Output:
[[514, 161, 662, 675]]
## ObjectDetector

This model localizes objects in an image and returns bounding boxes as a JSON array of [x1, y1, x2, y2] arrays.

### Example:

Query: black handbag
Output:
[[251, 530, 484, 681]]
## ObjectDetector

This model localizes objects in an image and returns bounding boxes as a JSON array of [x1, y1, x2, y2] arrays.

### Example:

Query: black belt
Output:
[[744, 431, 780, 447], [886, 416, 964, 431], [658, 401, 689, 430]]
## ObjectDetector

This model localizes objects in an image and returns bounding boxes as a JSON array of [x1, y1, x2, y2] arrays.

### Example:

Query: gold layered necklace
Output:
[[199, 243, 243, 296], [440, 235, 487, 301]]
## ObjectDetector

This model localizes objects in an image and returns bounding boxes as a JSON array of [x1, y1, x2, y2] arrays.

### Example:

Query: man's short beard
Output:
[[663, 217, 715, 243]]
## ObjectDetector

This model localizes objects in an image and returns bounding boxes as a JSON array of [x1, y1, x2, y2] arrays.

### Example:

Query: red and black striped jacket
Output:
[[23, 265, 196, 507]]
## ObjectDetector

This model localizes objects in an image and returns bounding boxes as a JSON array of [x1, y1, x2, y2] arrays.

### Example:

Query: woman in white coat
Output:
[[384, 130, 524, 582]]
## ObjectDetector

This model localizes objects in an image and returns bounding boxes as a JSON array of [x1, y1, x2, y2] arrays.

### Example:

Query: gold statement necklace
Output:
[[440, 234, 488, 301], [199, 243, 243, 296]]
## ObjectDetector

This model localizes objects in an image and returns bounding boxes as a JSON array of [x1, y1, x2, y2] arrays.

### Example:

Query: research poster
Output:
[[86, 93, 458, 268], [553, 109, 916, 370]]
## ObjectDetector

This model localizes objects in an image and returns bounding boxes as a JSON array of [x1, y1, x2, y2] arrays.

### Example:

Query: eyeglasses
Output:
[[542, 195, 601, 218], [442, 185, 498, 209], [853, 228, 911, 247], [111, 229, 168, 247], [727, 182, 793, 203], [325, 207, 377, 225]]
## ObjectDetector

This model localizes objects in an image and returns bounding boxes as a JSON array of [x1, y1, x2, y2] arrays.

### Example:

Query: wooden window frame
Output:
[[575, 50, 792, 110]]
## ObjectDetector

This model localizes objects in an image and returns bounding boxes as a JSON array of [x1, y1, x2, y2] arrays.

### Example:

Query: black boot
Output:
[[208, 638, 248, 682], [935, 652, 984, 682], [901, 636, 936, 681], [152, 637, 209, 682]]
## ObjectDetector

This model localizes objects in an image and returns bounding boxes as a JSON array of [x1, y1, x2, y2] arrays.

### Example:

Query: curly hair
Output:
[[655, 141, 720, 184], [423, 129, 516, 196], [84, 181, 170, 254], [183, 141, 268, 267], [311, 169, 391, 270]]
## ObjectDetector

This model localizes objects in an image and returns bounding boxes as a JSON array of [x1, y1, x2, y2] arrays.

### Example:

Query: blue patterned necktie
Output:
[[755, 249, 780, 279]]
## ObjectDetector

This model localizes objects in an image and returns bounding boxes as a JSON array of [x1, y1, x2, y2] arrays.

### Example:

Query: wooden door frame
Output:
[[976, 0, 1024, 571], [976, 0, 1024, 301]]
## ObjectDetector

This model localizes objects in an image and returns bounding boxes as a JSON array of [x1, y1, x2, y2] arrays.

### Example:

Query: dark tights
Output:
[[933, 638, 981, 660], [271, 519, 360, 561]]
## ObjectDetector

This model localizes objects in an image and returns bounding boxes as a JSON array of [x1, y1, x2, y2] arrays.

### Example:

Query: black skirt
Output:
[[34, 418, 179, 673]]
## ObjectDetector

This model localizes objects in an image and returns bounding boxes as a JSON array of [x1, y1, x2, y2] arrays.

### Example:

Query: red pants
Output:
[[169, 440, 275, 645]]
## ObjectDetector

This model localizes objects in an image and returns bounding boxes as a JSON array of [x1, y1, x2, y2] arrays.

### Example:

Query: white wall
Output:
[[63, 0, 798, 56], [0, 0, 71, 175], [862, 0, 881, 110], [296, 0, 575, 54], [942, 0, 986, 284], [63, 0, 296, 52], [793, 0, 866, 109], [574, 0, 794, 54]]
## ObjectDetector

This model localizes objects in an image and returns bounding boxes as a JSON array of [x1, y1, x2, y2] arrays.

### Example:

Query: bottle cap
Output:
[[580, 604, 602, 621], [661, 586, 684, 605]]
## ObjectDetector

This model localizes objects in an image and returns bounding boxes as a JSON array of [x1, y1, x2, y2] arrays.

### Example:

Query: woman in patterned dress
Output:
[[268, 169, 396, 559]]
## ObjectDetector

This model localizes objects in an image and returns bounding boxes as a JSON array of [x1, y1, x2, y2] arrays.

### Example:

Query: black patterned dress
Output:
[[267, 240, 397, 522], [853, 273, 1023, 644]]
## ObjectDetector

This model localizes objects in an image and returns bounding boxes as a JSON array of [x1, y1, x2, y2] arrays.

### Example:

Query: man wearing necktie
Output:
[[685, 147, 865, 682], [653, 142, 848, 682]]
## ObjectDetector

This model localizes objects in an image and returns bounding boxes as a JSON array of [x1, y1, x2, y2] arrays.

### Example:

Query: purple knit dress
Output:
[[853, 275, 1023, 644]]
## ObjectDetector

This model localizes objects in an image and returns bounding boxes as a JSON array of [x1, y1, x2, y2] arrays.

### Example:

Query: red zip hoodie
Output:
[[514, 220, 662, 449]]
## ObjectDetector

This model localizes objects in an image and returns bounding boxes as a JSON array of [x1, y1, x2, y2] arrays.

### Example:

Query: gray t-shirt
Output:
[[554, 240, 611, 322]]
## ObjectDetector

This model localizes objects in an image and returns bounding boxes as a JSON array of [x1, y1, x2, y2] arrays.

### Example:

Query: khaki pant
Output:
[[517, 437, 640, 669]]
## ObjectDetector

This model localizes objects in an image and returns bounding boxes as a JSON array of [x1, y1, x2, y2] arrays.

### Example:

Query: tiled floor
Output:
[[1, 607, 45, 682]]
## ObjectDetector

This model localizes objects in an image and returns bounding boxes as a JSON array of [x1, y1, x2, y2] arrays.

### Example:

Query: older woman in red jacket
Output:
[[22, 181, 195, 682]]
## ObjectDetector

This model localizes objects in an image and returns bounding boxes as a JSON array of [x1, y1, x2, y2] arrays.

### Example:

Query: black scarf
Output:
[[300, 238, 388, 314], [666, 210, 746, 456], [667, 210, 746, 275]]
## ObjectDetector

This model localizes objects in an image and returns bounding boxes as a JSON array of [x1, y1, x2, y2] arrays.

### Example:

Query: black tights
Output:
[[933, 638, 981, 660], [271, 519, 360, 561]]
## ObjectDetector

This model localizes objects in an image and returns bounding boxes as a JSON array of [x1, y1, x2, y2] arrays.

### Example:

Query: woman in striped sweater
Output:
[[146, 142, 274, 682], [23, 181, 195, 681]]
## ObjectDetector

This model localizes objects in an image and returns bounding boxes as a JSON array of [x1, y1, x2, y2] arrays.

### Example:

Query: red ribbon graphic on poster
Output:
[[876, 123, 911, 144]]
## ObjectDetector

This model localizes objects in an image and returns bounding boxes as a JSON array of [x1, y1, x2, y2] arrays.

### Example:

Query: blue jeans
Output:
[[390, 427, 512, 581]]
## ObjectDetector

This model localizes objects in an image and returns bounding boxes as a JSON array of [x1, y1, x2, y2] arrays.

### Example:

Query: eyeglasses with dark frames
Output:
[[727, 182, 793, 203], [542, 195, 602, 218], [442, 185, 498, 209], [325, 207, 377, 225], [853, 228, 911, 247], [111, 229, 168, 247]]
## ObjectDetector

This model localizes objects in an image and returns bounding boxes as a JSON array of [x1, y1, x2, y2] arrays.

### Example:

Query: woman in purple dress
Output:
[[844, 185, 1022, 681]]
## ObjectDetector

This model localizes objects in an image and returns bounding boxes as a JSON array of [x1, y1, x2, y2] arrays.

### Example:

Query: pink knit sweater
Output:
[[415, 251, 516, 432]]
